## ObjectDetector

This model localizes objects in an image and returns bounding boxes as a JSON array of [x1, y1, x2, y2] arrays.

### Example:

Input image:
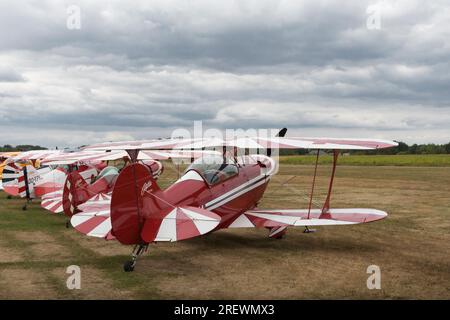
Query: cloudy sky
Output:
[[0, 0, 449, 148]]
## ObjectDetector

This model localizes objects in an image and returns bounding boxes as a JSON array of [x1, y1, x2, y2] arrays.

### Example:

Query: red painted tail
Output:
[[110, 163, 164, 245], [62, 171, 90, 217]]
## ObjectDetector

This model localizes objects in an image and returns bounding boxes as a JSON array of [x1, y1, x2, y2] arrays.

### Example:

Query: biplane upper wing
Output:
[[83, 138, 205, 151], [43, 149, 220, 165], [177, 137, 398, 150], [83, 137, 398, 151], [227, 208, 388, 229], [7, 150, 62, 163], [42, 150, 127, 165]]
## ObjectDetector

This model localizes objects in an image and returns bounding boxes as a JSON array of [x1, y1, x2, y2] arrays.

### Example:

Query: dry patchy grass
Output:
[[0, 164, 449, 299]]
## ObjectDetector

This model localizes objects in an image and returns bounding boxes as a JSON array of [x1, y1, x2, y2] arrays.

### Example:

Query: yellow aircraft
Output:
[[0, 152, 21, 179]]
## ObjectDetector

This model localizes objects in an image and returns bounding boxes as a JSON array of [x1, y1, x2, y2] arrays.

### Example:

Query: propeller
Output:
[[268, 127, 288, 157]]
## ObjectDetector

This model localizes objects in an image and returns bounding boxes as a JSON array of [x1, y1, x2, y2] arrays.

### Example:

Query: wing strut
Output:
[[126, 149, 139, 163], [20, 165, 32, 211], [23, 165, 31, 201], [307, 149, 320, 219], [321, 150, 339, 215]]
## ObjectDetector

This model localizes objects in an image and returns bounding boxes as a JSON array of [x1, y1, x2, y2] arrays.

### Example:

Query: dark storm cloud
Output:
[[0, 0, 449, 147], [0, 1, 403, 68]]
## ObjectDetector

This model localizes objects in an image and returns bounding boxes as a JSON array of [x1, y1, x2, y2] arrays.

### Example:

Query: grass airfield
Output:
[[0, 160, 449, 299]]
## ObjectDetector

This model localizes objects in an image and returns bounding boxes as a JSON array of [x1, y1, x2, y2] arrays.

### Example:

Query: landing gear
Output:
[[7, 195, 12, 200], [123, 260, 135, 272], [303, 227, 317, 234], [123, 244, 148, 272], [22, 201, 30, 211], [22, 199, 32, 211], [65, 220, 70, 229]]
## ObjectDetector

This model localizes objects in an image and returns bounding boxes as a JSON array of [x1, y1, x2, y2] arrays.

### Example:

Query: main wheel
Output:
[[123, 261, 135, 272], [22, 205, 27, 211]]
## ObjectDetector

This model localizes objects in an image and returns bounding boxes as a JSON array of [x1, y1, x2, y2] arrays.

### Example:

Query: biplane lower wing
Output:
[[228, 208, 388, 228]]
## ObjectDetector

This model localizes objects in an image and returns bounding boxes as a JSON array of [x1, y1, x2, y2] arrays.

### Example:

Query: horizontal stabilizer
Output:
[[41, 190, 64, 213], [70, 193, 113, 239], [141, 206, 221, 243]]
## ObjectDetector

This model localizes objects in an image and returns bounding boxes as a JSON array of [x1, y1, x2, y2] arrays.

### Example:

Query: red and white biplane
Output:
[[71, 130, 398, 272]]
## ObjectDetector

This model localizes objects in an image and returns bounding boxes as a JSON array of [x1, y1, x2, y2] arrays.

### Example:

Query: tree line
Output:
[[282, 141, 450, 155], [0, 144, 47, 152], [353, 142, 450, 155]]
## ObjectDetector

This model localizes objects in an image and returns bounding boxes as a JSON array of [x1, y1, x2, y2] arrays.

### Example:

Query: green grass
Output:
[[280, 154, 450, 166]]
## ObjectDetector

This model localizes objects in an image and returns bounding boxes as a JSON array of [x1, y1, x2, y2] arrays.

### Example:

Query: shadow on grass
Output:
[[127, 229, 383, 277], [179, 230, 382, 253]]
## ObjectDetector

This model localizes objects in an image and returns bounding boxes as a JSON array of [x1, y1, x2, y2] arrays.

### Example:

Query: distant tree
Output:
[[280, 149, 308, 156], [0, 144, 47, 152], [15, 145, 47, 151], [397, 141, 409, 153], [409, 144, 418, 154], [309, 141, 450, 156], [445, 142, 450, 154]]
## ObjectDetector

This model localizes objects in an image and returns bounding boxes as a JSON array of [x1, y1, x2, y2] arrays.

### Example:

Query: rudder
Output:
[[62, 171, 90, 217], [110, 163, 162, 245]]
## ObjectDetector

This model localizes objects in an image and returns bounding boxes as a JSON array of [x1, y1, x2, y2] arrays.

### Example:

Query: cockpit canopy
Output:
[[185, 155, 238, 185]]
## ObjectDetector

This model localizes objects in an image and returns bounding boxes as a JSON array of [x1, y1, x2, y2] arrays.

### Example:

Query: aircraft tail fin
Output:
[[1, 162, 20, 196], [62, 171, 90, 217]]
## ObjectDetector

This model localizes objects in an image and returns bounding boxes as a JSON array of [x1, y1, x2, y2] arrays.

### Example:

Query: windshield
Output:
[[185, 155, 238, 185], [96, 166, 119, 183]]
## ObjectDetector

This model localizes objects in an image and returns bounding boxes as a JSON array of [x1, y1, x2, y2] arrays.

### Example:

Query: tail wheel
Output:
[[123, 261, 135, 272]]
